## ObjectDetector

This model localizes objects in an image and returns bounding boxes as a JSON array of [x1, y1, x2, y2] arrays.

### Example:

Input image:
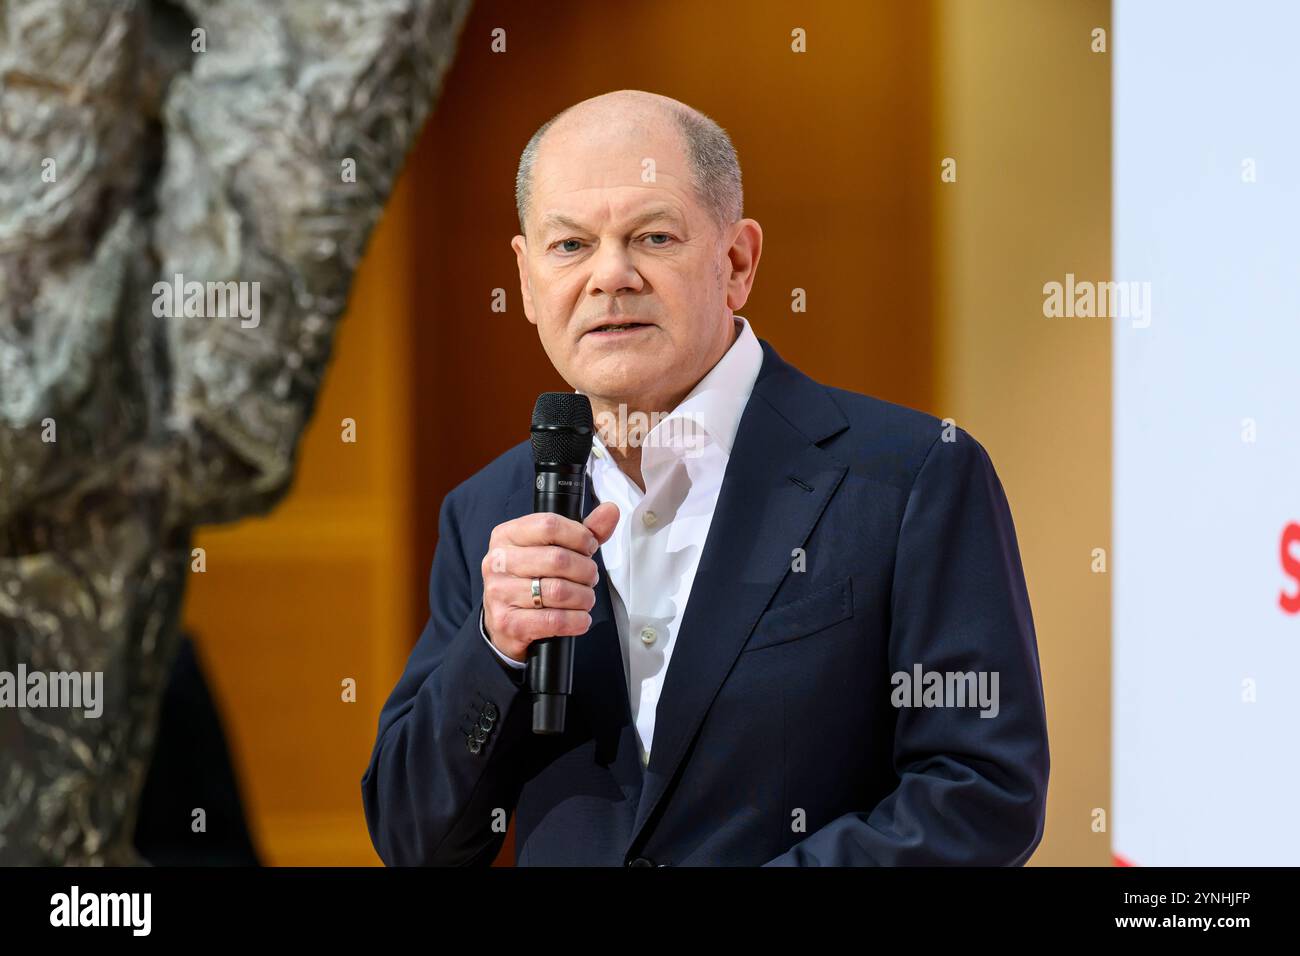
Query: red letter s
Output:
[[1281, 522, 1300, 615]]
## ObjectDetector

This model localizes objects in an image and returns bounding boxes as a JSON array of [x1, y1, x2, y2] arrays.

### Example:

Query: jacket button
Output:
[[627, 857, 655, 867], [483, 702, 499, 720], [466, 735, 481, 754]]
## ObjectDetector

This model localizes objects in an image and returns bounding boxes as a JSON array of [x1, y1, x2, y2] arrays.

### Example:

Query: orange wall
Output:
[[932, 0, 1112, 865]]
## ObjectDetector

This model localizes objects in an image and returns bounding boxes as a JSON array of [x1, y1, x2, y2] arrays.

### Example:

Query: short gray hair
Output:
[[515, 101, 743, 237]]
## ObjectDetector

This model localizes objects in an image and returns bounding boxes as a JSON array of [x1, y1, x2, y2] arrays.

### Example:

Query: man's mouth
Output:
[[587, 322, 652, 335]]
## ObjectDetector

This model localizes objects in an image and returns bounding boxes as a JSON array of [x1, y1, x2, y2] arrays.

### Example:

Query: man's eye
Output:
[[554, 239, 583, 253], [644, 233, 673, 246]]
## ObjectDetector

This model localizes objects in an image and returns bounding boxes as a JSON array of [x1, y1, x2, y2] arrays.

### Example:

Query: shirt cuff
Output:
[[480, 606, 527, 670]]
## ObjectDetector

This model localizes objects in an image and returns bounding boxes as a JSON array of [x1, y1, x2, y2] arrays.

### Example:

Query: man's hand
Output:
[[480, 501, 620, 663]]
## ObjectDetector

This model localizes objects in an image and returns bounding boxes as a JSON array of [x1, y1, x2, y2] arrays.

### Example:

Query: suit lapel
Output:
[[626, 338, 849, 853]]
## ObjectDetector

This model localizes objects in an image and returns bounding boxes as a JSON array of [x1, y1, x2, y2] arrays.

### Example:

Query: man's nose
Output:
[[587, 242, 644, 296]]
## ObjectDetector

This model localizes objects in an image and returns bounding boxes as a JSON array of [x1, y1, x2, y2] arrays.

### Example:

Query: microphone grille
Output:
[[531, 392, 595, 465]]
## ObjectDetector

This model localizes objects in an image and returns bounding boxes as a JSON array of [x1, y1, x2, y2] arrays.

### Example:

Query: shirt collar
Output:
[[576, 315, 763, 464]]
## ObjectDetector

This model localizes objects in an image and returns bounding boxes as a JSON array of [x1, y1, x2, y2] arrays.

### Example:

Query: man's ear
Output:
[[723, 219, 763, 313], [511, 234, 537, 325]]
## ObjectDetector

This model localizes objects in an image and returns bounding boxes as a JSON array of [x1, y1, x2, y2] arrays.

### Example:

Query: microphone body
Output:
[[528, 393, 595, 734]]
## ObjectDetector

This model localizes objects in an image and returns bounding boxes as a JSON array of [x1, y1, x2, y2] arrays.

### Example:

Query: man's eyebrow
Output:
[[622, 205, 685, 231], [538, 212, 588, 235], [537, 206, 684, 237]]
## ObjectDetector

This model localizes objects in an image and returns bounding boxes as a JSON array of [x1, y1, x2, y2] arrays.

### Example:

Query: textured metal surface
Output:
[[0, 0, 472, 864]]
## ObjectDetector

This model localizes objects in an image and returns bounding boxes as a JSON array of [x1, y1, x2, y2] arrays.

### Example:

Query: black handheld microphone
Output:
[[528, 392, 595, 734]]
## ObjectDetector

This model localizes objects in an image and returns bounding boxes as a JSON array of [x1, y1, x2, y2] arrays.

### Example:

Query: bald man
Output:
[[361, 90, 1050, 866]]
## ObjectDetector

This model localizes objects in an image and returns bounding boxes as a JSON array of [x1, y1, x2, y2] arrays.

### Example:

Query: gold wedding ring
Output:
[[531, 577, 544, 609]]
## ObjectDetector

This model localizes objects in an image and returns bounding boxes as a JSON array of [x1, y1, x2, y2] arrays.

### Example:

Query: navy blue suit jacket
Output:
[[361, 337, 1049, 866]]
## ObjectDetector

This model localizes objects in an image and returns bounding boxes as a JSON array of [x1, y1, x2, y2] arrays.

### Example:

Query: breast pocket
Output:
[[740, 576, 854, 653]]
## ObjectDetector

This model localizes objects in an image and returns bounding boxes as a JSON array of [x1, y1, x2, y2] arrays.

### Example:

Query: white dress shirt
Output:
[[479, 314, 764, 769]]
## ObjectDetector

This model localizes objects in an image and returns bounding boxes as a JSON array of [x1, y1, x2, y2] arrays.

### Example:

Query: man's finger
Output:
[[488, 545, 599, 586], [502, 511, 600, 555], [506, 606, 593, 641], [583, 501, 621, 545], [509, 575, 595, 612]]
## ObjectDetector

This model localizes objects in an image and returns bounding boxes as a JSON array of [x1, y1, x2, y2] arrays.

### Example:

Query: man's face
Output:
[[511, 117, 738, 412]]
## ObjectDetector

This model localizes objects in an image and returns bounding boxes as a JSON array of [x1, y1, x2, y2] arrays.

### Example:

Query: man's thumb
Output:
[[583, 500, 620, 543]]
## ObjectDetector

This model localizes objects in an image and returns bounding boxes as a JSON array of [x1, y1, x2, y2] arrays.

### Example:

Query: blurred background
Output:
[[179, 0, 1112, 866]]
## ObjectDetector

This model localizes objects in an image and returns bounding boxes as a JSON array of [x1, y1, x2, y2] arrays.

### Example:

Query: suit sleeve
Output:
[[762, 428, 1050, 866], [361, 487, 531, 866]]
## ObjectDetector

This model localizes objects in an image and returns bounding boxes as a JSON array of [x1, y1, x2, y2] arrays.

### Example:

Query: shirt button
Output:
[[639, 625, 657, 645], [642, 510, 657, 527]]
